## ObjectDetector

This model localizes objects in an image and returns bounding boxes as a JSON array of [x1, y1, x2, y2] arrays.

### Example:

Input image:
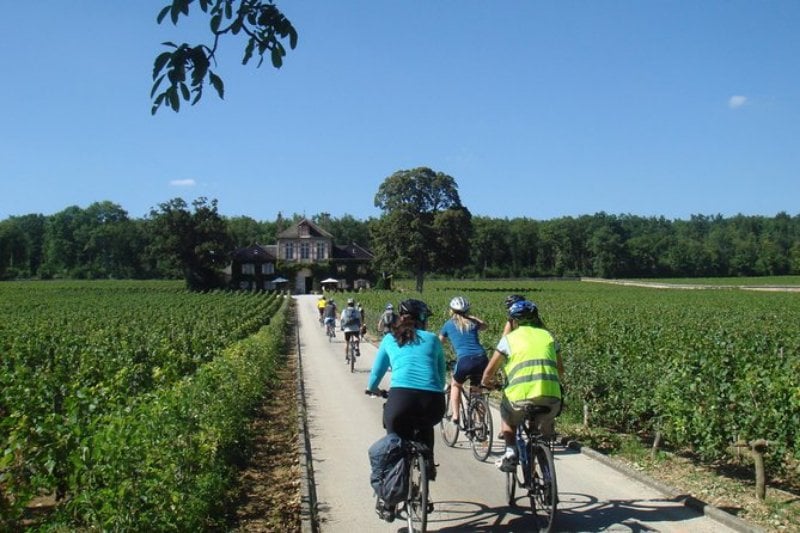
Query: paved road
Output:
[[296, 295, 738, 532]]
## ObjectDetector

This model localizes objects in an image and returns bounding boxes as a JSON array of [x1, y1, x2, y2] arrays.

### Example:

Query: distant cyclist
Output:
[[323, 298, 338, 333], [501, 294, 526, 336], [482, 300, 564, 472], [317, 295, 327, 324], [377, 303, 397, 337], [438, 296, 488, 427], [340, 298, 363, 359]]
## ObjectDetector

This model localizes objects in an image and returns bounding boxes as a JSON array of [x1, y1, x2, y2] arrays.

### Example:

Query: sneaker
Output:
[[495, 455, 518, 473], [375, 500, 395, 523], [426, 463, 437, 482]]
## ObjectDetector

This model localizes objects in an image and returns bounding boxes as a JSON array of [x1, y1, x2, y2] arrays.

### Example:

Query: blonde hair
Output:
[[450, 310, 475, 334]]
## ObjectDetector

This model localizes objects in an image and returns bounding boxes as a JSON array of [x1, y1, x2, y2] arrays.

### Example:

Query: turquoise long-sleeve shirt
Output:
[[367, 329, 446, 393]]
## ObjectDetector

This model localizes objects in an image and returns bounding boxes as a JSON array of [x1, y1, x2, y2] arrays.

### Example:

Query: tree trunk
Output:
[[415, 269, 424, 292]]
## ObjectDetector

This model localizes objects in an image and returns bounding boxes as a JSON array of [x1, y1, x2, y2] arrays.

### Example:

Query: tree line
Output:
[[2, 197, 798, 284]]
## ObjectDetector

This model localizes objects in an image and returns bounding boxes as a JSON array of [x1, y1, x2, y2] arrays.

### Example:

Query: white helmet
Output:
[[449, 296, 470, 314]]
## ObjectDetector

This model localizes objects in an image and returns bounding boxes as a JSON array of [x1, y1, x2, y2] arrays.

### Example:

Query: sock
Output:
[[504, 446, 517, 458]]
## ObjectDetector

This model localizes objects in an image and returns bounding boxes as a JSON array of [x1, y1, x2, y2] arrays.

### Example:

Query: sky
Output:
[[1, 1, 798, 223]]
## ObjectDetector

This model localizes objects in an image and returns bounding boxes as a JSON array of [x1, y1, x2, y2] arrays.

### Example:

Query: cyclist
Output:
[[438, 296, 488, 427], [481, 300, 564, 472], [323, 298, 337, 334], [502, 294, 526, 336], [367, 299, 446, 489], [376, 303, 397, 337], [340, 298, 363, 360], [317, 295, 327, 324]]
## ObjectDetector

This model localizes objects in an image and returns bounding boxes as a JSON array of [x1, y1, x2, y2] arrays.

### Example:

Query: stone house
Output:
[[227, 218, 374, 293]]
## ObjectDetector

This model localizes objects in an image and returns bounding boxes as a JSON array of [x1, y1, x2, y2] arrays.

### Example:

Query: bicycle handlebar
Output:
[[365, 389, 389, 399]]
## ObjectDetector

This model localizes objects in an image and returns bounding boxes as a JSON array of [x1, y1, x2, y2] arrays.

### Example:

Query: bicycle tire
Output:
[[469, 396, 493, 462], [440, 385, 459, 447], [406, 451, 428, 533], [349, 341, 356, 373], [531, 442, 557, 532]]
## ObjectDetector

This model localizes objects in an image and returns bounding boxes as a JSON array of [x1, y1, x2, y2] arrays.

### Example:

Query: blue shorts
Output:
[[452, 354, 488, 385]]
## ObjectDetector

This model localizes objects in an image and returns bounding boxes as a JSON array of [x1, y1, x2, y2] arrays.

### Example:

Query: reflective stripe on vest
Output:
[[503, 326, 561, 403]]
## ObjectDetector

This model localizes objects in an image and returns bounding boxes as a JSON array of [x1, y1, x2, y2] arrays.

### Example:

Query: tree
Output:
[[151, 0, 297, 114], [371, 167, 471, 292], [147, 197, 233, 289]]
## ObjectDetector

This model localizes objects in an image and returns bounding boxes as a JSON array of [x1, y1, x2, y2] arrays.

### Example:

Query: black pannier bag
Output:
[[368, 432, 408, 505]]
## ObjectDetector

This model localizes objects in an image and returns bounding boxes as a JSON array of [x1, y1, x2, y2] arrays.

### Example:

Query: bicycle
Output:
[[440, 376, 493, 462], [325, 318, 336, 341], [345, 334, 360, 373], [505, 403, 558, 532], [366, 389, 432, 533]]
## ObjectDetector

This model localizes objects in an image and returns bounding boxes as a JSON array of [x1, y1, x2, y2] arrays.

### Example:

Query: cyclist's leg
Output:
[[496, 397, 523, 471]]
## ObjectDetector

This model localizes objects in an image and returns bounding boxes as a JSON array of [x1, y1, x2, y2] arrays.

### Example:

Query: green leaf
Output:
[[153, 52, 172, 79], [180, 82, 190, 101], [156, 5, 171, 24], [150, 75, 166, 98], [210, 12, 222, 33], [242, 39, 255, 65], [209, 72, 224, 99], [168, 87, 180, 111], [289, 27, 298, 49], [271, 44, 284, 68]]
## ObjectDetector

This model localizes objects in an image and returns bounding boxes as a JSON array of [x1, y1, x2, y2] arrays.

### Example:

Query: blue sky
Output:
[[1, 1, 798, 222]]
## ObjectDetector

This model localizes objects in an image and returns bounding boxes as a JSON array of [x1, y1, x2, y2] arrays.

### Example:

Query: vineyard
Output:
[[0, 281, 289, 529], [351, 279, 800, 484]]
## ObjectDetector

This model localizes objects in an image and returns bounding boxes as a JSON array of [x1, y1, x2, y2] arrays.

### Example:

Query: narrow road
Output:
[[296, 295, 739, 532]]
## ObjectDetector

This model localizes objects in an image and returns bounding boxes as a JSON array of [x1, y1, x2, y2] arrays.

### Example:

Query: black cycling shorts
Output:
[[453, 354, 488, 384]]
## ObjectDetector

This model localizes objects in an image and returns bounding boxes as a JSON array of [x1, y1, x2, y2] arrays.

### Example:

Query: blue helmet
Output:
[[508, 300, 538, 320], [504, 294, 525, 309]]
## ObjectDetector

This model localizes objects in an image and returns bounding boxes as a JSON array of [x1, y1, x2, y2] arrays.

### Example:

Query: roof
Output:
[[231, 244, 277, 263], [276, 218, 334, 239], [332, 242, 374, 261]]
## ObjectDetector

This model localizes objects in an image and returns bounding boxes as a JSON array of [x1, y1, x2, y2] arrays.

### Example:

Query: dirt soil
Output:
[[228, 351, 302, 532]]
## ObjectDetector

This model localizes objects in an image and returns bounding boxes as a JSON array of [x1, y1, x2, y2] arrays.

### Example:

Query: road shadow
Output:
[[405, 491, 723, 532]]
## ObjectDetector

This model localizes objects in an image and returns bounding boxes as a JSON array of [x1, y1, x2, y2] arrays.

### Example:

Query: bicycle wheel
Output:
[[530, 442, 557, 532], [348, 342, 356, 373], [440, 385, 459, 446], [406, 451, 428, 533], [469, 396, 493, 462]]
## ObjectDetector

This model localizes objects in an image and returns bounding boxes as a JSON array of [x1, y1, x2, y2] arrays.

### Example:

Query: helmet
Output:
[[385, 303, 393, 310], [508, 300, 538, 320], [399, 299, 431, 322], [347, 298, 355, 305], [504, 294, 525, 309], [449, 296, 470, 314]]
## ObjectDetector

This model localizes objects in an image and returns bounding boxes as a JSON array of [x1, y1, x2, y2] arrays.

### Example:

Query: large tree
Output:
[[147, 197, 233, 289], [371, 167, 471, 292], [151, 0, 297, 114]]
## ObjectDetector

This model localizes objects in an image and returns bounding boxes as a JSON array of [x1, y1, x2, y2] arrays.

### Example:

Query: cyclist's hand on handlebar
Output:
[[365, 388, 388, 398]]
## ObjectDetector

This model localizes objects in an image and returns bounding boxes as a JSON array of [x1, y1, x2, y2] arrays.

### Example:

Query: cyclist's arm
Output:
[[367, 344, 391, 391], [468, 315, 487, 331], [481, 345, 508, 388]]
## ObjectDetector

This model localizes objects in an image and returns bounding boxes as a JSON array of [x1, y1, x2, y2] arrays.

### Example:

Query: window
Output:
[[284, 242, 294, 259], [262, 263, 274, 274], [242, 263, 255, 275], [357, 265, 367, 274], [337, 264, 347, 273], [300, 224, 309, 237], [316, 242, 326, 260], [300, 242, 310, 259]]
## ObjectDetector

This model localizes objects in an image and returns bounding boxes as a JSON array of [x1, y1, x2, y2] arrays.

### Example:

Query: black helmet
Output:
[[504, 294, 525, 309], [399, 299, 431, 322], [508, 300, 538, 320]]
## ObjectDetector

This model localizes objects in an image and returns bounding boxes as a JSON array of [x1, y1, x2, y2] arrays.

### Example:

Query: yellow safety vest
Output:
[[503, 326, 561, 403]]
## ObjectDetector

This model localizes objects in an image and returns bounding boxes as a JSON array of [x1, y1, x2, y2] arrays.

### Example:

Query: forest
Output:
[[1, 198, 799, 282]]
